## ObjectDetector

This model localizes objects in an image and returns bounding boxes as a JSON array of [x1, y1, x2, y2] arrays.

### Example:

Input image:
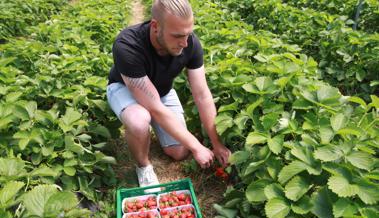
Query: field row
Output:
[[0, 0, 131, 217]]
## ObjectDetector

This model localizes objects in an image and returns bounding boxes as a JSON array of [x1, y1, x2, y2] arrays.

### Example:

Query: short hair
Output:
[[151, 0, 193, 23]]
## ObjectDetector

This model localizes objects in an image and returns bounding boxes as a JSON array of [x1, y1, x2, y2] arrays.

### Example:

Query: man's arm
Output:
[[187, 65, 231, 167], [121, 74, 214, 168]]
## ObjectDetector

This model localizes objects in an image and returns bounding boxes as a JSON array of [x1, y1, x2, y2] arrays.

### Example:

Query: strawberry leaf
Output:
[[265, 198, 290, 218], [284, 176, 312, 201], [327, 175, 359, 197]]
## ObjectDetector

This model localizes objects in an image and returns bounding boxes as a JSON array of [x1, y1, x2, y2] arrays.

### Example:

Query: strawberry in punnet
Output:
[[159, 206, 196, 218], [123, 196, 158, 213], [159, 191, 192, 208], [125, 210, 159, 218]]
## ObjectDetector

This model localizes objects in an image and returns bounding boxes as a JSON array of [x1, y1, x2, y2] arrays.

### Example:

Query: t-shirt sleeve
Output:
[[186, 33, 204, 70], [112, 39, 146, 78]]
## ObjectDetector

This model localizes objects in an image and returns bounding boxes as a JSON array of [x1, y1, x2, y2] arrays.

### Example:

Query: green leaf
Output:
[[246, 179, 270, 202], [331, 114, 347, 131], [255, 77, 273, 92], [213, 204, 237, 218], [316, 85, 341, 106], [59, 108, 83, 132], [224, 198, 241, 208], [218, 102, 239, 112], [244, 159, 266, 176], [319, 126, 334, 144], [264, 183, 284, 200], [311, 187, 334, 218], [366, 172, 379, 181], [90, 99, 108, 111], [23, 185, 58, 217], [266, 157, 282, 180], [13, 105, 29, 121], [64, 159, 78, 167], [91, 125, 111, 138], [360, 208, 379, 218], [0, 158, 26, 177], [265, 198, 290, 218], [337, 127, 362, 137], [346, 151, 375, 171], [254, 53, 268, 62], [84, 76, 107, 88], [65, 135, 84, 155], [369, 95, 379, 109], [292, 99, 314, 110], [6, 92, 23, 102], [245, 132, 267, 146], [348, 96, 367, 109], [24, 101, 38, 119], [30, 165, 59, 177], [215, 113, 233, 135], [278, 161, 307, 184], [291, 145, 317, 167], [63, 166, 76, 176], [242, 83, 255, 93], [291, 195, 312, 215], [76, 134, 92, 142], [92, 142, 107, 149], [44, 192, 78, 217], [99, 155, 117, 164], [262, 113, 279, 130], [0, 181, 24, 207], [332, 198, 358, 217], [246, 97, 264, 115], [0, 115, 13, 130], [327, 175, 359, 197], [64, 208, 91, 217], [314, 145, 343, 162], [229, 151, 250, 165], [267, 135, 283, 155], [284, 176, 312, 201], [356, 178, 379, 205]]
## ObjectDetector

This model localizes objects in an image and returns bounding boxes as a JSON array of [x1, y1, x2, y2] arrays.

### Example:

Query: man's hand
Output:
[[192, 145, 214, 168], [213, 143, 231, 167]]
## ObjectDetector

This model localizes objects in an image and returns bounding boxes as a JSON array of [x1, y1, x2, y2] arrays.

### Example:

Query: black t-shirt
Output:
[[108, 21, 204, 97]]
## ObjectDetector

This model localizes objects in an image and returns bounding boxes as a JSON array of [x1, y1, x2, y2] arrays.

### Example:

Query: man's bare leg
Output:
[[121, 104, 151, 167]]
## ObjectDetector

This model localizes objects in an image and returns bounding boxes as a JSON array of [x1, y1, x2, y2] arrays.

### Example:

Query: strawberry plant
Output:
[[0, 0, 132, 216], [0, 0, 68, 41], [282, 0, 379, 33], [183, 0, 379, 217], [223, 0, 379, 100]]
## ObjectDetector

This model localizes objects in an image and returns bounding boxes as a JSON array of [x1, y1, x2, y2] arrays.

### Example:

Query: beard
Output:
[[156, 29, 182, 56]]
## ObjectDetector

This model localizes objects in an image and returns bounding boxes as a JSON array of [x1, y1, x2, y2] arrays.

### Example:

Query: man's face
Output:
[[156, 13, 193, 56]]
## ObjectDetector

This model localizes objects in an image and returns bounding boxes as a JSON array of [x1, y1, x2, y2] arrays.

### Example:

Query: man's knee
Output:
[[121, 104, 151, 134], [164, 145, 190, 161]]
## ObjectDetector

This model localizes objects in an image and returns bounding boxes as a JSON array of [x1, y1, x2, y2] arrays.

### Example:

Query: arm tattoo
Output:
[[127, 77, 156, 100]]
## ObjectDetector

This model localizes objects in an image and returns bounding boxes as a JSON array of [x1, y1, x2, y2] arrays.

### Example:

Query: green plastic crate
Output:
[[116, 178, 202, 218]]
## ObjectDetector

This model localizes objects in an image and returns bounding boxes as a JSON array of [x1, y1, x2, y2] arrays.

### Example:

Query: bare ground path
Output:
[[110, 1, 227, 217]]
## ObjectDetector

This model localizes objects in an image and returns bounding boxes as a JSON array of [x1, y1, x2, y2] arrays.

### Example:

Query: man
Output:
[[106, 0, 231, 188]]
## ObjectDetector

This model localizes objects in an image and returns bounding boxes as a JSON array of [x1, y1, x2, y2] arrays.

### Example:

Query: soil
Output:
[[110, 1, 227, 217]]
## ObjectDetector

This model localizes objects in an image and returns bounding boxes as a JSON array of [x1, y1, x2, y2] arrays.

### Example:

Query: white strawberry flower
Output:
[[278, 117, 289, 130]]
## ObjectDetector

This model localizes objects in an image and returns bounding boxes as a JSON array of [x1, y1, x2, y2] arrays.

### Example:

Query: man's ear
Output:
[[151, 19, 159, 33]]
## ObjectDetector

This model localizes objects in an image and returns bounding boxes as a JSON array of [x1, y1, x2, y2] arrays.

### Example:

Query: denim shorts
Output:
[[106, 82, 187, 147]]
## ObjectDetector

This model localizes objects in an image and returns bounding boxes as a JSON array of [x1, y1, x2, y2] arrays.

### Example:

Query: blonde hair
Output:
[[152, 0, 193, 22]]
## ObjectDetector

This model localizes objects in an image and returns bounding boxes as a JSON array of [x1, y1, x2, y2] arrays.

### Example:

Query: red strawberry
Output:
[[177, 193, 186, 201], [136, 202, 144, 209]]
